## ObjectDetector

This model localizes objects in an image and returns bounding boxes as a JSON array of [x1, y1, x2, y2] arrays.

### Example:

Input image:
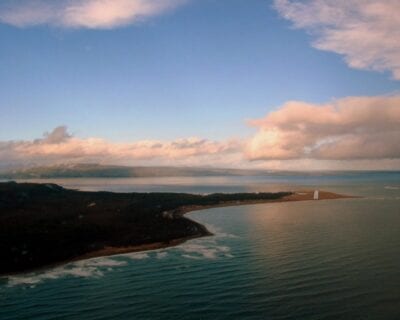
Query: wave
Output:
[[5, 256, 128, 288], [123, 252, 150, 260], [202, 222, 238, 239], [156, 252, 168, 259], [6, 257, 128, 287], [178, 240, 232, 260], [4, 221, 234, 288]]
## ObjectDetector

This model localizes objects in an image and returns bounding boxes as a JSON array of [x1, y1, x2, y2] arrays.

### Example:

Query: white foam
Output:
[[203, 223, 238, 239], [124, 252, 149, 260], [7, 266, 102, 287], [163, 221, 236, 260], [156, 252, 168, 259], [179, 241, 232, 260], [5, 222, 234, 287], [74, 257, 127, 268], [6, 256, 127, 287]]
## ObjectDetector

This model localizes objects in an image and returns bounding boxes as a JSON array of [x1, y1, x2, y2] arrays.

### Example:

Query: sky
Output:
[[0, 0, 399, 170]]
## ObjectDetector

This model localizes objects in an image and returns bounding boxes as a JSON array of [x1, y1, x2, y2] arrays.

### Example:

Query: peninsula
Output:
[[0, 182, 349, 275]]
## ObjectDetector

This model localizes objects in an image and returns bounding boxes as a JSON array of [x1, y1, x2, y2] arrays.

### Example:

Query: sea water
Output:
[[1, 172, 399, 319]]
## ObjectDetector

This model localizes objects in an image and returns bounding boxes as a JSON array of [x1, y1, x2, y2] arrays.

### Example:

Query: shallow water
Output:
[[1, 173, 399, 319]]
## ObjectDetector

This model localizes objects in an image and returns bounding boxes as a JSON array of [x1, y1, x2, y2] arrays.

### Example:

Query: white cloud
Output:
[[274, 0, 400, 79], [2, 109, 400, 171], [0, 126, 243, 167], [2, 94, 400, 171], [247, 95, 400, 161], [0, 0, 187, 29]]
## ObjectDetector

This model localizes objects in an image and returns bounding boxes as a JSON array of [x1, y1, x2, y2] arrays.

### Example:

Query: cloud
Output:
[[2, 95, 400, 170], [0, 126, 243, 167], [274, 0, 400, 79], [247, 95, 400, 161], [0, 0, 186, 29], [41, 126, 71, 144]]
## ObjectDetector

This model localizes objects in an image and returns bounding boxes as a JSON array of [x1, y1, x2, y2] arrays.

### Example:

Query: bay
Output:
[[1, 172, 399, 320]]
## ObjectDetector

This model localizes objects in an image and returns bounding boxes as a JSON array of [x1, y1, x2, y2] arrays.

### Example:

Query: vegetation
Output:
[[0, 182, 291, 274]]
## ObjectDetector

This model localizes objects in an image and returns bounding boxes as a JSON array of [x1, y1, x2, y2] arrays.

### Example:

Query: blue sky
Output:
[[0, 0, 399, 169], [1, 0, 398, 141]]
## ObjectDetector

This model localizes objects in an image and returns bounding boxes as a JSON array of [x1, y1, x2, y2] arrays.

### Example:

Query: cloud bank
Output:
[[274, 0, 400, 79], [247, 95, 400, 161], [0, 0, 186, 29], [0, 126, 242, 168], [1, 96, 400, 170]]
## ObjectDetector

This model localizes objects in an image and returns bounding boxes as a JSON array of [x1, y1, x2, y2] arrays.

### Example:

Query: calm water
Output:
[[1, 172, 400, 319]]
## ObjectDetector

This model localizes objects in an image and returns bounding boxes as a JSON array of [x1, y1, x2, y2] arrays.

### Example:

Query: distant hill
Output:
[[0, 163, 270, 179]]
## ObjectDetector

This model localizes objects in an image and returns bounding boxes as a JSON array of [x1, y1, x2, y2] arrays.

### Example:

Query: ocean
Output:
[[1, 172, 399, 319]]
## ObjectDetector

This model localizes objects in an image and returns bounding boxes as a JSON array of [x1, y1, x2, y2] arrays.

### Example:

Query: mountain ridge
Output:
[[0, 163, 271, 179]]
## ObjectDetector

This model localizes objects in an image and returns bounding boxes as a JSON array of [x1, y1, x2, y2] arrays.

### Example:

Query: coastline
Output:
[[70, 190, 354, 265], [1, 186, 356, 276]]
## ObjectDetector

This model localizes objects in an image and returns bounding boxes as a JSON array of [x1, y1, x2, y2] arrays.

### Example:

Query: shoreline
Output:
[[2, 190, 356, 277], [67, 190, 355, 267]]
